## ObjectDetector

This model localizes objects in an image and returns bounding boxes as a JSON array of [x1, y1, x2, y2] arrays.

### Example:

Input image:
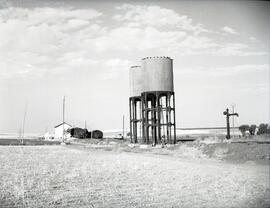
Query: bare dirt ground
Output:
[[0, 145, 269, 208], [0, 138, 60, 145], [71, 135, 270, 164]]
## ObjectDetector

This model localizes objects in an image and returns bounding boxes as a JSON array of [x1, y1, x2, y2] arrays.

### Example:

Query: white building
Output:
[[54, 122, 72, 140]]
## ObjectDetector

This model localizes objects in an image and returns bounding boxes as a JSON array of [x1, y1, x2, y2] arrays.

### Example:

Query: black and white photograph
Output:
[[0, 0, 269, 207]]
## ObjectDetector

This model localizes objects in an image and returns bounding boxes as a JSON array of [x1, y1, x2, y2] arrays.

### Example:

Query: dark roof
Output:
[[54, 122, 72, 128]]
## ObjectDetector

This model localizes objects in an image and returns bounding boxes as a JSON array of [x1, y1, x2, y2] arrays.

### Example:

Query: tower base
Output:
[[141, 91, 176, 145]]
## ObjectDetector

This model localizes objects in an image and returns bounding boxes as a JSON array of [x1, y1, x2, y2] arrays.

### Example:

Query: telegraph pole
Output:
[[223, 108, 239, 139], [231, 103, 236, 138], [62, 96, 65, 142], [22, 101, 28, 144], [123, 115, 125, 139]]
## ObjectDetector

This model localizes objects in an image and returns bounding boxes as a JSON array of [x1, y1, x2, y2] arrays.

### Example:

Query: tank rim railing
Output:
[[141, 56, 172, 60]]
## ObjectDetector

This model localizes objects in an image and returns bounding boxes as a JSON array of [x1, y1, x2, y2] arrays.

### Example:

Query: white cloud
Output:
[[249, 36, 258, 42], [176, 42, 266, 56], [93, 26, 187, 52], [216, 64, 268, 76], [114, 4, 209, 34], [105, 58, 132, 68], [222, 26, 238, 35], [178, 36, 218, 50], [65, 19, 90, 29], [109, 5, 264, 56], [0, 7, 102, 24], [213, 43, 247, 56], [0, 4, 267, 81], [0, 6, 104, 79], [178, 64, 268, 77], [237, 83, 268, 94], [101, 58, 132, 80], [213, 43, 267, 56]]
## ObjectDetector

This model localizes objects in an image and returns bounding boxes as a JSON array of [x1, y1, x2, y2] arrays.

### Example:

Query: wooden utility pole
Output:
[[231, 103, 236, 138], [223, 108, 239, 139], [22, 102, 28, 143], [123, 115, 125, 139], [62, 96, 65, 142]]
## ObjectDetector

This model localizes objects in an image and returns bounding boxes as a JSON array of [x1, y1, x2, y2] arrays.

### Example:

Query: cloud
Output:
[[249, 36, 258, 42], [177, 64, 268, 77], [0, 6, 103, 79], [237, 83, 268, 94], [105, 58, 132, 68], [210, 43, 247, 56], [222, 26, 238, 35], [213, 43, 266, 56], [114, 4, 209, 34], [0, 7, 102, 24], [177, 42, 266, 56], [93, 26, 187, 52], [105, 5, 265, 56], [101, 58, 132, 80], [178, 36, 218, 50], [0, 4, 267, 81]]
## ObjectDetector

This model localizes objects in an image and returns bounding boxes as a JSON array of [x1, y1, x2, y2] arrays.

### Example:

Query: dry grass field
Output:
[[0, 145, 269, 208]]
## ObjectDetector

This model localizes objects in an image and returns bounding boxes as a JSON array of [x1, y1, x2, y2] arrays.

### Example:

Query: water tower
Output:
[[129, 57, 176, 145], [141, 57, 176, 145]]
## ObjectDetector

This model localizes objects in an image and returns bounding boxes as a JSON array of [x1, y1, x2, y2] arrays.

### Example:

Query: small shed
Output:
[[92, 130, 103, 139], [54, 122, 72, 140], [69, 127, 88, 139]]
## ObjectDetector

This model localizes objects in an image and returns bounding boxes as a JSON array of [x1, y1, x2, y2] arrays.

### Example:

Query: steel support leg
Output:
[[173, 93, 176, 144]]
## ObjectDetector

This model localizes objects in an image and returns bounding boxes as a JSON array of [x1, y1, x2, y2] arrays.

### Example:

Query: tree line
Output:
[[238, 123, 270, 136]]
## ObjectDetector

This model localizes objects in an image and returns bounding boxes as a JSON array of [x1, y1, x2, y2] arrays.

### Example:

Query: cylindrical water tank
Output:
[[129, 66, 142, 97], [141, 57, 174, 92]]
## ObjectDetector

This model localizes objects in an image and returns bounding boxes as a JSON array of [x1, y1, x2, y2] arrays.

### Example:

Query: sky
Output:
[[0, 0, 269, 134]]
